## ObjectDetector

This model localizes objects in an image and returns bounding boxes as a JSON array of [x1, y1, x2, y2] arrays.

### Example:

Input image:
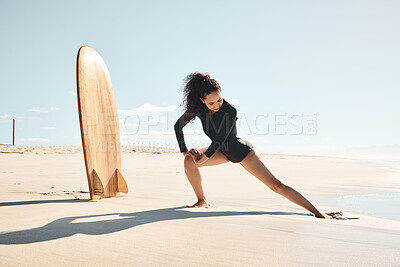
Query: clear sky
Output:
[[0, 0, 399, 160]]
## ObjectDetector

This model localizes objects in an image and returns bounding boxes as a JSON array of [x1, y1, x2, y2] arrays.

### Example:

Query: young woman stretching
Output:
[[174, 72, 342, 219]]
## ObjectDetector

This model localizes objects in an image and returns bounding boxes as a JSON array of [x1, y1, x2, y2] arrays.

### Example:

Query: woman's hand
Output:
[[187, 148, 201, 161], [187, 148, 209, 164]]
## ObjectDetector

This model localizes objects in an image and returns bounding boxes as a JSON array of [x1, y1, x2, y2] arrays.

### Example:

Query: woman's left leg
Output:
[[239, 149, 329, 218]]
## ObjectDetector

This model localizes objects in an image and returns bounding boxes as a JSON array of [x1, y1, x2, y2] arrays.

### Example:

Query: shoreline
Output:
[[327, 191, 400, 221], [0, 144, 380, 160], [1, 147, 399, 222]]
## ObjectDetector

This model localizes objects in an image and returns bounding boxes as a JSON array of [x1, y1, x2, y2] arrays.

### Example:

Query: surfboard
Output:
[[76, 45, 128, 200]]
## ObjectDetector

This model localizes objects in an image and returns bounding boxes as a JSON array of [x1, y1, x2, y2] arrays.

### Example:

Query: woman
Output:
[[174, 72, 342, 219]]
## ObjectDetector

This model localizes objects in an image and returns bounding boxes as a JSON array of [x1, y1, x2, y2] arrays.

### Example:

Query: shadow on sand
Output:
[[0, 199, 90, 206], [0, 205, 311, 244]]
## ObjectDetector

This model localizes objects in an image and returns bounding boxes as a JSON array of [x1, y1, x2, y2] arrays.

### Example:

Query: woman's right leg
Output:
[[184, 147, 230, 208], [239, 149, 329, 218]]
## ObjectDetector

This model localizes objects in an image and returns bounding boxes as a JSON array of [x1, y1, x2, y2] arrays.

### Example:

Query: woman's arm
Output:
[[174, 110, 195, 154]]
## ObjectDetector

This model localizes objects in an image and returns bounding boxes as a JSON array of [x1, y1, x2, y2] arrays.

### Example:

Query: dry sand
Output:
[[0, 145, 399, 266]]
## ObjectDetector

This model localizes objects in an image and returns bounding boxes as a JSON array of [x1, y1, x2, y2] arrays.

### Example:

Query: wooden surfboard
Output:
[[76, 45, 128, 200]]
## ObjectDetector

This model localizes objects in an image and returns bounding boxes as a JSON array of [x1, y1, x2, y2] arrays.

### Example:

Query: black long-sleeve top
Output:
[[174, 98, 253, 163]]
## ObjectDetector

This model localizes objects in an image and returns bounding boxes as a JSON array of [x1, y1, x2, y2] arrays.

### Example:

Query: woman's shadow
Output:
[[0, 204, 310, 244]]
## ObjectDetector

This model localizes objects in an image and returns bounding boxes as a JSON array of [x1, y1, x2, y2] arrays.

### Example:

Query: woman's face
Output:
[[201, 90, 223, 113]]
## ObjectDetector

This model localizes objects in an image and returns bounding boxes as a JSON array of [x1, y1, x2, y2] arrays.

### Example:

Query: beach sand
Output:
[[0, 145, 399, 266]]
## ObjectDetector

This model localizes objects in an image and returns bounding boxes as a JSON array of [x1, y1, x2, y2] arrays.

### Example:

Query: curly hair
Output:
[[180, 72, 222, 124]]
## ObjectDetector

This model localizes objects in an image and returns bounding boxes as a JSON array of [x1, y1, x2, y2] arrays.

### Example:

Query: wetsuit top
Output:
[[174, 98, 253, 163]]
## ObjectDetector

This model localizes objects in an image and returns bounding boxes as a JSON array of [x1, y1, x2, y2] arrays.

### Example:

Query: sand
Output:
[[0, 145, 399, 266]]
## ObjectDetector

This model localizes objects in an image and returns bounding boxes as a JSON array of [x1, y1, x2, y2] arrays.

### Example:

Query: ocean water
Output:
[[329, 157, 400, 221], [357, 158, 400, 172], [331, 192, 400, 221]]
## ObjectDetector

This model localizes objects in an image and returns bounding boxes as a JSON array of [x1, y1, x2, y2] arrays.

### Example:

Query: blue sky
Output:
[[0, 0, 399, 160]]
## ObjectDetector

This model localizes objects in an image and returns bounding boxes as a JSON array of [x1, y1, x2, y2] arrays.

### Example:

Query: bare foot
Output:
[[326, 211, 344, 218], [186, 200, 210, 208], [327, 212, 360, 220], [315, 211, 343, 219], [316, 211, 360, 220]]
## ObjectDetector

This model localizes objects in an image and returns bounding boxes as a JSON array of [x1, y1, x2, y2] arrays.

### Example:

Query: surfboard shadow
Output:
[[0, 199, 90, 207], [0, 206, 310, 244]]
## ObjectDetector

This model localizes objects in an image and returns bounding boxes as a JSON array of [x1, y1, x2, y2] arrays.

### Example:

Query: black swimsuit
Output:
[[174, 98, 253, 163]]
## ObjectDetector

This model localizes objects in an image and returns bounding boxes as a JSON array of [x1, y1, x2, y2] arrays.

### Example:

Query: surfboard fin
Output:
[[91, 169, 104, 196], [115, 168, 128, 193]]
